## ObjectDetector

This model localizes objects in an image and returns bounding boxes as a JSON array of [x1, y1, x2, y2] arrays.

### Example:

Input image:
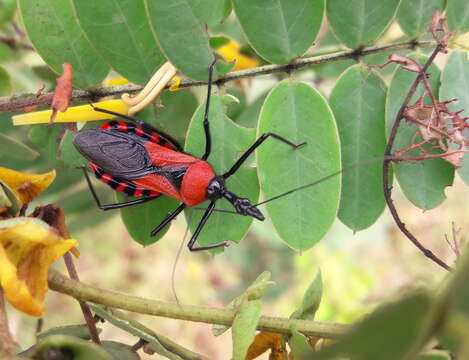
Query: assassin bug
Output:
[[73, 61, 305, 251]]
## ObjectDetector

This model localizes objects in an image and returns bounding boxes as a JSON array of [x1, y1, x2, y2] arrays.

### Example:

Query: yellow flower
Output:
[[0, 167, 55, 210], [103, 76, 129, 86], [216, 40, 259, 71], [12, 99, 131, 126], [0, 217, 78, 316]]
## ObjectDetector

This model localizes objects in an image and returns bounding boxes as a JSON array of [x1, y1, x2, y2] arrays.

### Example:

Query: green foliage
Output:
[[447, 0, 469, 32], [327, 0, 400, 49], [232, 0, 324, 63], [397, 0, 446, 37], [386, 54, 454, 209], [330, 65, 388, 230], [440, 50, 469, 183], [18, 0, 109, 88], [257, 81, 340, 250], [73, 0, 166, 85], [144, 0, 215, 81]]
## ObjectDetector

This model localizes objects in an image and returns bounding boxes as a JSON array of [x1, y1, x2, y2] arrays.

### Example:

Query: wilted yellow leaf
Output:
[[0, 167, 55, 208], [245, 332, 286, 360], [0, 217, 78, 316]]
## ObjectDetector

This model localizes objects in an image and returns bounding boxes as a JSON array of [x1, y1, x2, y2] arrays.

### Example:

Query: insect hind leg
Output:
[[80, 166, 160, 210]]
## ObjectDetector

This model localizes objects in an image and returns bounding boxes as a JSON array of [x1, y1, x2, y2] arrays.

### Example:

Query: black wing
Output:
[[74, 129, 156, 180]]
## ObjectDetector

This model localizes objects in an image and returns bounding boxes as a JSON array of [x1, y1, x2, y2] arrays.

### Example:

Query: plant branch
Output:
[[48, 270, 350, 339], [382, 44, 451, 271], [0, 40, 435, 112], [0, 288, 18, 358], [63, 252, 101, 344]]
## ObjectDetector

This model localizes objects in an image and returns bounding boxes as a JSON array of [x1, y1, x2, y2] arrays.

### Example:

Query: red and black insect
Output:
[[73, 61, 305, 251]]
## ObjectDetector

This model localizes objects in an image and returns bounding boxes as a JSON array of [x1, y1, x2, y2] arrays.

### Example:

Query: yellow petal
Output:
[[216, 40, 259, 71], [103, 77, 130, 87], [169, 76, 181, 91], [0, 218, 78, 316], [12, 99, 131, 126], [0, 167, 55, 207]]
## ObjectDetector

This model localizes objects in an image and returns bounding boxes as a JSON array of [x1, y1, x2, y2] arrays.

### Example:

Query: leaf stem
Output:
[[48, 270, 350, 339]]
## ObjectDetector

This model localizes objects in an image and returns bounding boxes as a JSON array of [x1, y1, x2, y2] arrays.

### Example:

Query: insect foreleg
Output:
[[187, 202, 228, 251]]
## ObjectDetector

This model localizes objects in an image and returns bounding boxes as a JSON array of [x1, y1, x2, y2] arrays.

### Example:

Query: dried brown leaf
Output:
[[50, 63, 73, 123]]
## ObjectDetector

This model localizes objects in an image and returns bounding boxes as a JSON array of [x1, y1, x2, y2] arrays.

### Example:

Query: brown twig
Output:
[[0, 288, 18, 358], [63, 252, 102, 344], [0, 40, 435, 112], [383, 43, 451, 271], [32, 204, 101, 344]]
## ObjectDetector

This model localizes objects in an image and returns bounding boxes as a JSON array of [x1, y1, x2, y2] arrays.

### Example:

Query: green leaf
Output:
[[73, 0, 166, 85], [145, 0, 215, 81], [225, 88, 246, 120], [288, 325, 316, 359], [32, 335, 112, 360], [232, 299, 262, 360], [101, 341, 140, 360], [212, 272, 272, 337], [28, 124, 67, 167], [0, 185, 11, 208], [0, 66, 11, 95], [435, 245, 469, 357], [18, 0, 109, 88], [188, 0, 232, 26], [327, 0, 399, 49], [257, 80, 341, 251], [118, 193, 179, 246], [0, 0, 16, 28], [386, 53, 454, 209], [417, 350, 451, 360], [38, 324, 102, 341], [59, 130, 87, 167], [396, 0, 446, 37], [232, 0, 324, 64], [235, 92, 268, 128], [184, 95, 259, 250], [154, 89, 198, 144], [329, 65, 388, 230], [315, 291, 435, 360], [210, 35, 231, 49], [89, 304, 184, 360], [447, 0, 469, 32], [0, 133, 39, 161], [439, 50, 469, 184], [292, 270, 322, 321], [0, 180, 19, 215]]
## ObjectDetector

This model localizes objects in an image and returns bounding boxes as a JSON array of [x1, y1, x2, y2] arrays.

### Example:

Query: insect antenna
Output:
[[255, 156, 391, 207]]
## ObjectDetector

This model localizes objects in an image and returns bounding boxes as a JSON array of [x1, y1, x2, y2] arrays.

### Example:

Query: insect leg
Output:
[[223, 133, 306, 179], [150, 203, 186, 236], [81, 167, 160, 210], [187, 202, 228, 251], [201, 60, 217, 161], [89, 104, 145, 125]]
